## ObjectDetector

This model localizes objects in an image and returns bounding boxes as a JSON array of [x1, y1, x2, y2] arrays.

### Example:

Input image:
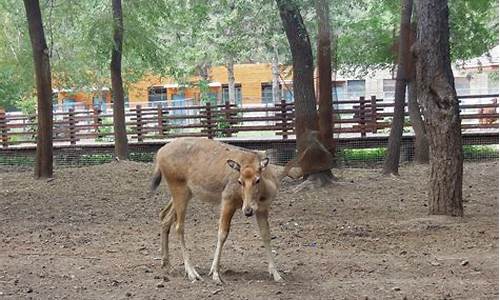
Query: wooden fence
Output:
[[0, 94, 498, 148]]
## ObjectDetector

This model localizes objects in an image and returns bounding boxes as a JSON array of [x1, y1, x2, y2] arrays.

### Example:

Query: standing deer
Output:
[[150, 138, 299, 283]]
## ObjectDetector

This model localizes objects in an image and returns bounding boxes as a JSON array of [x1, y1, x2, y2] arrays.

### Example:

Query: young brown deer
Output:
[[150, 138, 298, 283]]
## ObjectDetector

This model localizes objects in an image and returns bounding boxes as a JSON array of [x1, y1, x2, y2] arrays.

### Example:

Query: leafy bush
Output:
[[340, 148, 387, 161]]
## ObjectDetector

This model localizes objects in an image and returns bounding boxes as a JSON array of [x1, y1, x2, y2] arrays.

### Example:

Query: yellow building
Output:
[[52, 63, 293, 110], [127, 63, 293, 106]]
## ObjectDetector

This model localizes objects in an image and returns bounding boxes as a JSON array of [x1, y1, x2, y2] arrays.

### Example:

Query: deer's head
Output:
[[227, 157, 269, 217]]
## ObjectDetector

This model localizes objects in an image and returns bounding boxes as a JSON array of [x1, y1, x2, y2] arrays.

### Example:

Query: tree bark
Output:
[[271, 45, 280, 104], [407, 79, 429, 163], [416, 0, 463, 216], [382, 0, 413, 176], [23, 0, 53, 179], [277, 0, 334, 183], [276, 1, 318, 145], [111, 0, 128, 160], [226, 57, 236, 104], [315, 0, 334, 154], [407, 22, 429, 164]]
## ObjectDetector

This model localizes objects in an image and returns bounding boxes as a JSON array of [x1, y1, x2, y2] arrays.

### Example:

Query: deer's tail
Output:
[[150, 159, 162, 192]]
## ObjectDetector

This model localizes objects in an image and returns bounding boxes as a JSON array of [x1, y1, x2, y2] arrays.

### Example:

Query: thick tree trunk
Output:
[[271, 46, 280, 104], [277, 0, 334, 187], [23, 0, 53, 179], [316, 0, 334, 154], [383, 0, 413, 176], [276, 1, 318, 146], [111, 0, 128, 160], [407, 79, 429, 163], [226, 58, 236, 104], [416, 0, 463, 216]]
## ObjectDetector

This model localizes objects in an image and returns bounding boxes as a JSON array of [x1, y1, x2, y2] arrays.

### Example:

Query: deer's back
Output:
[[156, 138, 261, 202]]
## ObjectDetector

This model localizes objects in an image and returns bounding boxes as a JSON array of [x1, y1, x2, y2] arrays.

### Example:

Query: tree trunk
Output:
[[416, 0, 463, 216], [271, 46, 280, 104], [277, 0, 334, 185], [23, 0, 53, 179], [382, 0, 413, 176], [276, 1, 318, 145], [226, 58, 236, 104], [111, 0, 128, 160], [315, 0, 334, 154], [407, 79, 429, 163], [407, 22, 429, 164]]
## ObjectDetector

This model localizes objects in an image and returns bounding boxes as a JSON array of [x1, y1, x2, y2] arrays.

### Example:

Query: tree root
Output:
[[292, 170, 336, 193]]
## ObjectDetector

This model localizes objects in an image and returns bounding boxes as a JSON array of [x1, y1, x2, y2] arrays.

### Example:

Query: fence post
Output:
[[0, 111, 8, 148], [205, 102, 213, 139], [93, 107, 102, 140], [359, 96, 366, 137], [224, 101, 233, 137], [280, 99, 288, 140], [136, 104, 143, 142], [68, 108, 77, 145], [157, 104, 165, 138], [370, 95, 378, 134]]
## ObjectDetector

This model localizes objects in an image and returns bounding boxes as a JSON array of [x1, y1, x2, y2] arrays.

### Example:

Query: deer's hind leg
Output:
[[159, 200, 176, 269], [169, 180, 202, 281]]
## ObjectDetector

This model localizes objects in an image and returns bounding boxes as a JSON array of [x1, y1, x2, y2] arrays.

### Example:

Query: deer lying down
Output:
[[150, 137, 298, 283]]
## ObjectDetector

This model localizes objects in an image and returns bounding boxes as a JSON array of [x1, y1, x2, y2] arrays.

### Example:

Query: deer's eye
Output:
[[238, 179, 243, 185], [255, 177, 260, 184]]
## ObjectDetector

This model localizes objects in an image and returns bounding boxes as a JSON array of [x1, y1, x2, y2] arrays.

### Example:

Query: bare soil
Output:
[[0, 161, 498, 300]]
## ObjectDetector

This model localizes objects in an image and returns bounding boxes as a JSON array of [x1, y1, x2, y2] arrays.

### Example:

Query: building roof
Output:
[[457, 45, 499, 71]]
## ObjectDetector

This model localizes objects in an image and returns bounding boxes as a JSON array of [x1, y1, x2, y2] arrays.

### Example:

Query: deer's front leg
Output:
[[256, 210, 283, 281], [209, 199, 237, 284]]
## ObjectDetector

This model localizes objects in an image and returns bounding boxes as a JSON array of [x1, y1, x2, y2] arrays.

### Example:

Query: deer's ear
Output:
[[227, 160, 241, 171], [260, 158, 270, 169]]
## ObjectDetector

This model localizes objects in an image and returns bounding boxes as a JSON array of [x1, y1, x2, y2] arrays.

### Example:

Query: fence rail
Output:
[[0, 94, 498, 148]]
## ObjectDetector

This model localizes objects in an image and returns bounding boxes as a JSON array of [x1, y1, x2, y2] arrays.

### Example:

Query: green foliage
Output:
[[0, 154, 34, 166], [449, 0, 499, 61], [129, 152, 154, 162], [199, 80, 217, 105], [79, 153, 113, 165], [215, 115, 231, 138], [463, 145, 498, 159], [340, 148, 387, 161], [95, 117, 114, 142], [15, 96, 37, 116]]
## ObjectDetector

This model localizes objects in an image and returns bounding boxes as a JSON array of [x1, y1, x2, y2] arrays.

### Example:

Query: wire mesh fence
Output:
[[0, 134, 497, 171]]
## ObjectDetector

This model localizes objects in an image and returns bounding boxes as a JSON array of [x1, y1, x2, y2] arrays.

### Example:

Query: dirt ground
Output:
[[0, 160, 498, 300]]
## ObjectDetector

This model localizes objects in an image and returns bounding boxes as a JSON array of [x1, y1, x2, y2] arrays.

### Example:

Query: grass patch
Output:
[[78, 153, 114, 165], [0, 155, 34, 166], [339, 148, 387, 162], [463, 145, 498, 159], [129, 152, 155, 162]]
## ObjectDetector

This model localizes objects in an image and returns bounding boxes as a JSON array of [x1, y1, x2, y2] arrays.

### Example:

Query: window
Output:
[[283, 88, 293, 103], [455, 77, 470, 96], [332, 81, 346, 100], [93, 95, 107, 111], [148, 86, 167, 102], [222, 84, 242, 105], [62, 98, 76, 112], [261, 84, 273, 104], [52, 92, 58, 105], [347, 80, 366, 99], [261, 83, 294, 104], [383, 79, 396, 99]]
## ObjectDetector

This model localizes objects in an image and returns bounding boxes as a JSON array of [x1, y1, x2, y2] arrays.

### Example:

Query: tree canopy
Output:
[[0, 0, 497, 110]]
